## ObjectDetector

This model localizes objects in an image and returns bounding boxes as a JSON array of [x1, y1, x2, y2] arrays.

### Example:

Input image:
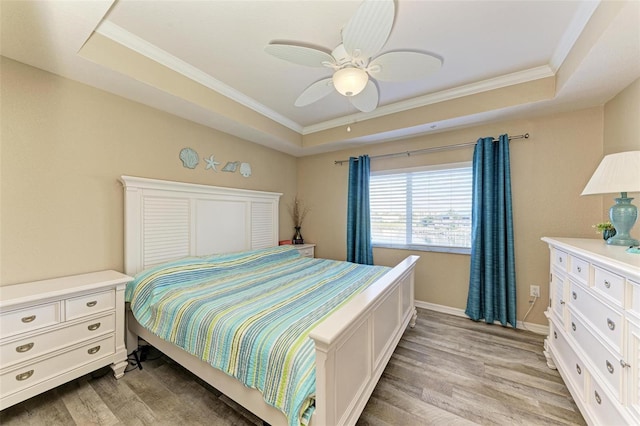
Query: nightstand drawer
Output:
[[593, 266, 624, 308], [0, 313, 115, 368], [0, 302, 61, 338], [65, 290, 115, 320], [0, 334, 115, 398], [297, 247, 314, 258]]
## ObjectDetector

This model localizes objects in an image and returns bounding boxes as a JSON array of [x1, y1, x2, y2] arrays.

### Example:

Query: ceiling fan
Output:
[[264, 0, 442, 113]]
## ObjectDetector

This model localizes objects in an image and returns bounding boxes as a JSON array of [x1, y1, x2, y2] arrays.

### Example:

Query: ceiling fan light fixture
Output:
[[333, 67, 368, 97]]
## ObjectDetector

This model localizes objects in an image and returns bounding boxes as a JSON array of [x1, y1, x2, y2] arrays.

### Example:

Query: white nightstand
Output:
[[293, 243, 316, 258], [0, 270, 132, 410]]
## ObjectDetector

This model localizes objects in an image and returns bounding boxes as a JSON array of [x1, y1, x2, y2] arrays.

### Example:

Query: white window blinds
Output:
[[370, 163, 473, 250]]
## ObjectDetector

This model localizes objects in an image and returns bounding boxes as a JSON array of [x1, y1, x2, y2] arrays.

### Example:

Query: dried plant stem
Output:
[[289, 195, 309, 228]]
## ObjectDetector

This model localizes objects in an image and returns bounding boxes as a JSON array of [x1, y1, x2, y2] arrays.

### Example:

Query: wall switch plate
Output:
[[530, 285, 540, 297]]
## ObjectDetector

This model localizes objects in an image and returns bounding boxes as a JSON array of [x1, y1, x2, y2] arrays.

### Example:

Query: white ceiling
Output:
[[2, 0, 639, 156]]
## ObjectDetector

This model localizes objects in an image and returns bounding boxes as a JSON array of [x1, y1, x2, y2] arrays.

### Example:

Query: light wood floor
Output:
[[1, 308, 585, 425]]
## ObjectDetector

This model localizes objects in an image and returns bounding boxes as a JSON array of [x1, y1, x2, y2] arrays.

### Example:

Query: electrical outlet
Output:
[[530, 285, 540, 298]]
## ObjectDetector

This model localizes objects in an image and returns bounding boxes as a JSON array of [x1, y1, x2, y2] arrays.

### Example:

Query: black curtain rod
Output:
[[334, 133, 530, 165]]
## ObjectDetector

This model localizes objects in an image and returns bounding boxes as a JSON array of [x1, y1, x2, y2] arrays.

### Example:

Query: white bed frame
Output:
[[120, 175, 419, 426]]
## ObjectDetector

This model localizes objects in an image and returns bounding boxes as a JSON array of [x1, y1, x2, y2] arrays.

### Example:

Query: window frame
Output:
[[370, 162, 473, 255]]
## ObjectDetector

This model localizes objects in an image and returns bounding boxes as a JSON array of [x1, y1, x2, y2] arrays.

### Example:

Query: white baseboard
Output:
[[415, 300, 549, 335]]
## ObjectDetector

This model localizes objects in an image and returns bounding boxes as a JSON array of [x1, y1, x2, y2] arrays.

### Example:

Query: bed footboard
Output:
[[309, 255, 419, 426]]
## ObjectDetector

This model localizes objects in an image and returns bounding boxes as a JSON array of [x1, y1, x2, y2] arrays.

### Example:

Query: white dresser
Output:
[[0, 270, 131, 410], [542, 237, 640, 425]]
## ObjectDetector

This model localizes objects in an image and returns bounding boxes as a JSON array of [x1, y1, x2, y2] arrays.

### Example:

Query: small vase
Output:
[[602, 228, 616, 241], [293, 226, 304, 244]]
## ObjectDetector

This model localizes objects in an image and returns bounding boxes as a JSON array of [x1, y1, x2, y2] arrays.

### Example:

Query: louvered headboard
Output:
[[120, 176, 281, 276]]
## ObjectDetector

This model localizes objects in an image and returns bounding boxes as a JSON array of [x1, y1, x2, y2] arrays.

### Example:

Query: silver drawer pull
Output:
[[87, 322, 101, 331], [572, 322, 576, 331], [559, 257, 563, 263], [576, 364, 582, 375], [621, 359, 631, 368], [577, 266, 582, 273], [16, 370, 34, 381], [560, 300, 566, 305], [21, 315, 36, 323], [595, 391, 602, 405], [604, 280, 611, 289], [606, 360, 614, 374], [15, 342, 34, 353], [86, 301, 98, 307], [572, 291, 577, 300], [607, 318, 615, 331], [87, 345, 101, 355], [554, 331, 557, 339]]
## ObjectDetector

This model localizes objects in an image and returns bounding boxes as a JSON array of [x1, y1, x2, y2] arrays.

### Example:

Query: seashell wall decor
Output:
[[179, 147, 199, 169], [180, 149, 251, 178]]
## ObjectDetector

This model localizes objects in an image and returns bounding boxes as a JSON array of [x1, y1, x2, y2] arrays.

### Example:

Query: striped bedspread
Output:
[[126, 245, 390, 426]]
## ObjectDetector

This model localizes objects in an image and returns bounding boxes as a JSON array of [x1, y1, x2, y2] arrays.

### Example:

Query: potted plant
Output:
[[593, 221, 616, 241], [289, 195, 309, 244]]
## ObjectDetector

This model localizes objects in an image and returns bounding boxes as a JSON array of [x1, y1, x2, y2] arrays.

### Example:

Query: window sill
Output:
[[373, 243, 471, 255]]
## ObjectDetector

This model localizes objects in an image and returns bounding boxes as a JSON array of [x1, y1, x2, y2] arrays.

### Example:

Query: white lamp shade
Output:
[[333, 67, 368, 97], [581, 151, 640, 195]]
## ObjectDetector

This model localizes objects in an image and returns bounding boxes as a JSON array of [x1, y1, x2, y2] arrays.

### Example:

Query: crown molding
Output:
[[549, 0, 600, 72], [94, 21, 304, 134], [94, 20, 560, 139], [302, 65, 555, 135]]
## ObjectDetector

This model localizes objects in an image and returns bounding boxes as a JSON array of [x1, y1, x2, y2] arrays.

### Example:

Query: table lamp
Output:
[[581, 151, 640, 246]]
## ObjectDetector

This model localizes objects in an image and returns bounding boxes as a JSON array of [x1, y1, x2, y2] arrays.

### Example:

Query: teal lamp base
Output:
[[607, 193, 639, 246]]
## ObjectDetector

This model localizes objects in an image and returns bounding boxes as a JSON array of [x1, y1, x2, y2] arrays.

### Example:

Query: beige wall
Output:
[[0, 58, 298, 285], [603, 78, 640, 155], [2, 56, 637, 326], [298, 107, 606, 326], [598, 77, 640, 240]]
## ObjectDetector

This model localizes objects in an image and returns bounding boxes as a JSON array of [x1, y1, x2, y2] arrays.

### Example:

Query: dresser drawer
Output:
[[630, 280, 640, 315], [589, 379, 628, 426], [551, 272, 567, 325], [0, 302, 61, 338], [593, 266, 624, 308], [569, 255, 590, 285], [0, 313, 115, 368], [553, 249, 568, 272], [550, 326, 585, 398], [569, 312, 622, 399], [65, 290, 115, 320], [0, 334, 115, 398], [570, 281, 623, 353]]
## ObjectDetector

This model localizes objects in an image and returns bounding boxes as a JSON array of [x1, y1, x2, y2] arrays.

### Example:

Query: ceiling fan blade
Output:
[[349, 81, 378, 112], [265, 43, 335, 67], [368, 51, 442, 82], [342, 0, 394, 60], [295, 78, 334, 107]]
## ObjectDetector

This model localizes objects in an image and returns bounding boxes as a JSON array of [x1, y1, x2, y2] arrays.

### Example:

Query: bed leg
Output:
[[409, 307, 418, 328]]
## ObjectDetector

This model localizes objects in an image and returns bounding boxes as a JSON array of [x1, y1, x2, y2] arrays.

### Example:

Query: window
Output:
[[370, 162, 473, 253]]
